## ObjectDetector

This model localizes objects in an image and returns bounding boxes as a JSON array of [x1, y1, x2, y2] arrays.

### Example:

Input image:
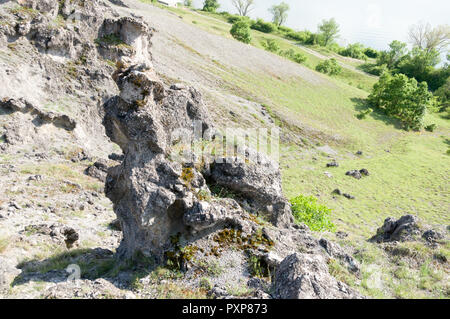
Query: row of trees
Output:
[[198, 1, 449, 130]]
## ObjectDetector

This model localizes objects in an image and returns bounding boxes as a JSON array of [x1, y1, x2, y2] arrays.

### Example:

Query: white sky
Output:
[[191, 0, 450, 51]]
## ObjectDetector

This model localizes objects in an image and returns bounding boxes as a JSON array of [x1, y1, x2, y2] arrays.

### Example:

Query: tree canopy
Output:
[[318, 18, 340, 46], [268, 2, 289, 27]]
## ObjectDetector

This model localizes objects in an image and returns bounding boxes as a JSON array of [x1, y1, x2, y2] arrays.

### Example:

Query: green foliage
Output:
[[261, 38, 280, 53], [202, 0, 220, 13], [230, 20, 252, 44], [226, 14, 250, 24], [424, 124, 437, 132], [339, 43, 368, 60], [318, 18, 340, 46], [376, 40, 408, 69], [359, 63, 389, 76], [434, 78, 450, 112], [284, 30, 310, 42], [251, 18, 276, 33], [281, 48, 307, 64], [368, 73, 436, 130], [184, 0, 192, 7], [364, 47, 379, 58], [396, 48, 441, 85], [316, 58, 342, 75], [269, 2, 289, 27], [290, 195, 336, 232]]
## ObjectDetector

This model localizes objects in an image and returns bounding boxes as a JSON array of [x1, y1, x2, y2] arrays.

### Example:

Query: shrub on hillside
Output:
[[304, 33, 321, 45], [315, 58, 342, 75], [251, 19, 276, 33], [364, 47, 379, 59], [281, 48, 307, 64], [261, 38, 280, 53], [290, 195, 336, 232], [285, 30, 310, 42], [226, 14, 251, 24], [202, 0, 219, 13], [359, 63, 389, 76], [339, 43, 368, 60], [230, 20, 252, 44], [368, 73, 436, 130]]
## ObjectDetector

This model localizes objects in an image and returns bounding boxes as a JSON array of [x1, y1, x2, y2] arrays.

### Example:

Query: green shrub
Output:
[[290, 195, 336, 232], [359, 63, 389, 76], [230, 20, 252, 44], [368, 73, 436, 130], [251, 19, 276, 33], [277, 25, 293, 34], [339, 43, 368, 60], [281, 48, 307, 64], [226, 14, 250, 24], [202, 0, 219, 13], [284, 30, 309, 42], [261, 38, 279, 53], [315, 58, 342, 75], [364, 47, 379, 58], [425, 124, 437, 132]]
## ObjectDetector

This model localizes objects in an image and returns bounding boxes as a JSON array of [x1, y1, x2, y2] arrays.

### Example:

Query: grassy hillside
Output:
[[138, 1, 450, 298]]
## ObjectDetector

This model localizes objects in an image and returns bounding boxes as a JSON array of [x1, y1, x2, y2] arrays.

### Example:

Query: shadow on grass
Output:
[[11, 247, 156, 290], [351, 97, 404, 130]]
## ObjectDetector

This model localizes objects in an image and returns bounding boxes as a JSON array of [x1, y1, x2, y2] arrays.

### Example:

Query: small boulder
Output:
[[271, 253, 363, 299], [422, 230, 444, 244], [346, 170, 362, 180], [359, 169, 369, 176], [326, 161, 339, 168], [343, 193, 355, 200]]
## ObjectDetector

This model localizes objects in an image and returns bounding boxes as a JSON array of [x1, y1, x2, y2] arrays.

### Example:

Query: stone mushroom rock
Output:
[[271, 253, 363, 299]]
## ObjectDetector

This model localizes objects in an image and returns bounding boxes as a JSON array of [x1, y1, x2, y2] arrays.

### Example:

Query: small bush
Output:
[[226, 14, 249, 24], [364, 47, 379, 58], [425, 124, 437, 132], [315, 58, 342, 76], [281, 48, 307, 64], [339, 43, 368, 60], [251, 19, 276, 33], [202, 0, 220, 13], [230, 20, 251, 44], [290, 195, 336, 232], [359, 63, 388, 76], [261, 38, 279, 53]]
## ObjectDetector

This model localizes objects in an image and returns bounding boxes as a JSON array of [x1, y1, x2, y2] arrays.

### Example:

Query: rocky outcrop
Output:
[[205, 153, 294, 228], [271, 253, 363, 299], [370, 215, 421, 243]]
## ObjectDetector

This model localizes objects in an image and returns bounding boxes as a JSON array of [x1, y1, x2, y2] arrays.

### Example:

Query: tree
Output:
[[230, 20, 252, 44], [203, 0, 220, 13], [397, 47, 440, 84], [377, 40, 408, 70], [269, 2, 289, 27], [318, 18, 340, 46], [184, 0, 192, 7], [368, 73, 436, 130], [231, 0, 254, 17], [408, 22, 450, 54]]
